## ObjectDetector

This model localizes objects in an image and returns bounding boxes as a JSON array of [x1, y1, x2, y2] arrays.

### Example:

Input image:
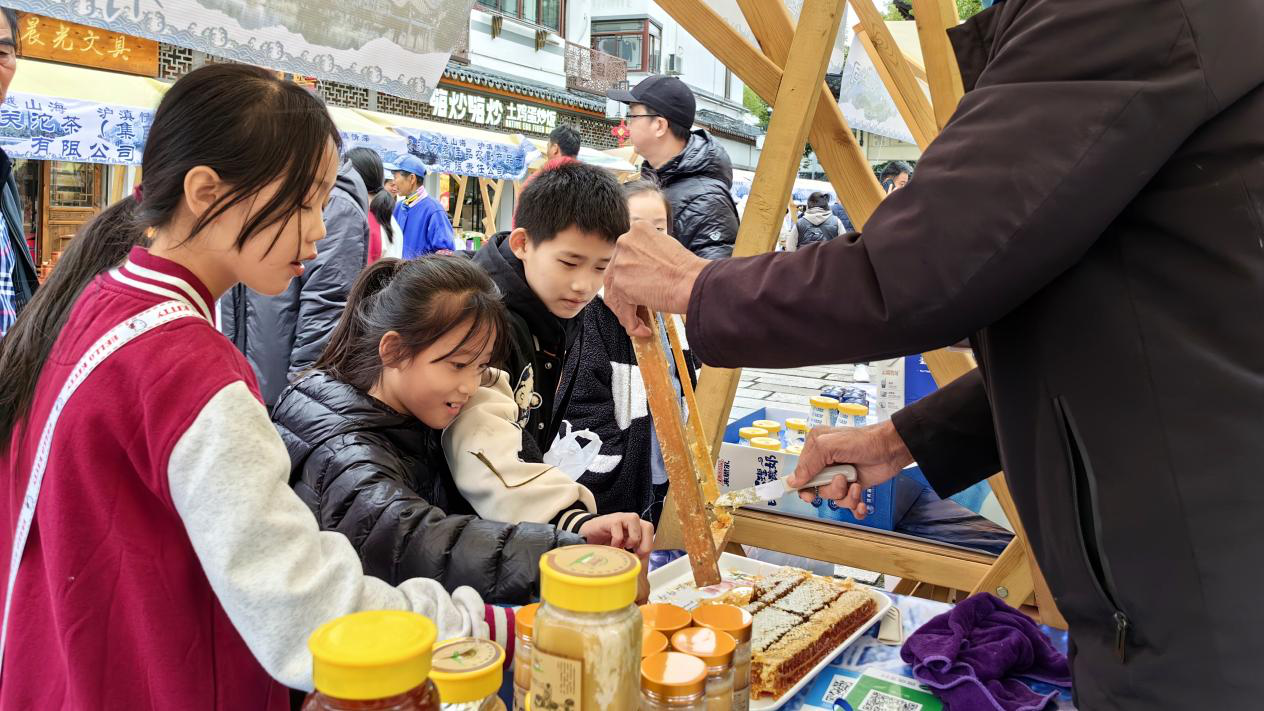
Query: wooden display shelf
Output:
[[728, 508, 996, 593]]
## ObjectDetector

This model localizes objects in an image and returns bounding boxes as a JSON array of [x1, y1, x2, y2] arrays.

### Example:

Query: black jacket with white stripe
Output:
[[559, 297, 694, 520]]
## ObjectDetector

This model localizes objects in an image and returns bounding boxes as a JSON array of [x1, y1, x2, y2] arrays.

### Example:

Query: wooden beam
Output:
[[633, 309, 722, 586], [986, 472, 1068, 628], [491, 179, 505, 229], [729, 509, 995, 591], [109, 165, 127, 204], [662, 313, 733, 547], [696, 367, 740, 462], [910, 0, 964, 131], [922, 348, 977, 386], [694, 0, 848, 460], [849, 0, 937, 150], [478, 178, 506, 235], [970, 538, 1036, 605], [892, 578, 918, 596], [663, 317, 721, 503], [653, 492, 685, 551], [733, 0, 885, 229], [1029, 553, 1068, 629], [655, 0, 783, 122], [451, 175, 469, 229], [657, 0, 883, 231]]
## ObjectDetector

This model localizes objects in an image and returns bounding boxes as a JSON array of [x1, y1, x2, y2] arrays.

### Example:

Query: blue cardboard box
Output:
[[717, 406, 927, 531]]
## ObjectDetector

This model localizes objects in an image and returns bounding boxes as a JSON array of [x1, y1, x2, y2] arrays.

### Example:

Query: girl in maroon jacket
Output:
[[0, 64, 502, 710]]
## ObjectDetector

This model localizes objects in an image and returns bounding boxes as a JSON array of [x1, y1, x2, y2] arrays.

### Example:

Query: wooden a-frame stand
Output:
[[639, 0, 1066, 628]]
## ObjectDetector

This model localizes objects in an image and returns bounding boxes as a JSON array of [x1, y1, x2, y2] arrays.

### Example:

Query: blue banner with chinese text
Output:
[[0, 92, 150, 165], [394, 128, 539, 183]]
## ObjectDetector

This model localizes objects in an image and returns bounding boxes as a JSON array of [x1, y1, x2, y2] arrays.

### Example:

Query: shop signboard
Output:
[[16, 13, 159, 77], [428, 86, 560, 136], [3, 0, 474, 102], [0, 92, 151, 165]]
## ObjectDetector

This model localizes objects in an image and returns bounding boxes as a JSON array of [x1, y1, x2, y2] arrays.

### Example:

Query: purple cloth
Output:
[[901, 593, 1071, 711]]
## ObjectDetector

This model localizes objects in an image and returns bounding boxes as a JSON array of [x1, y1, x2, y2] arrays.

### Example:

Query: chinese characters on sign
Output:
[[0, 93, 151, 165], [754, 455, 780, 507], [428, 87, 560, 136], [16, 13, 159, 77]]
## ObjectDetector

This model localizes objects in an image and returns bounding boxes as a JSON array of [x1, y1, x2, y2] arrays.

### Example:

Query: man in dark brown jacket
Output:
[[603, 0, 1263, 707]]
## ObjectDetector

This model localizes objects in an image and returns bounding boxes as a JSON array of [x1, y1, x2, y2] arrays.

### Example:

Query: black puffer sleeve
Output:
[[302, 433, 582, 604]]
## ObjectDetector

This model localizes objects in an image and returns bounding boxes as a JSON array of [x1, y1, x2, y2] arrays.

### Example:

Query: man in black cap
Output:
[[609, 75, 738, 260]]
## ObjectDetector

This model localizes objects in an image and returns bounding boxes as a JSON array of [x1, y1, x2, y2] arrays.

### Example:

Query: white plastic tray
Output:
[[649, 552, 893, 711]]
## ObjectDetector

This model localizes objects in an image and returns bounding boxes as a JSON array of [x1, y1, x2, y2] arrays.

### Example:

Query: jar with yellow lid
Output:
[[784, 444, 803, 456], [670, 628, 735, 711], [512, 604, 539, 711], [807, 396, 839, 429], [430, 638, 507, 711], [748, 437, 782, 452], [784, 418, 809, 448], [640, 652, 708, 710], [736, 427, 769, 447], [750, 420, 784, 447], [303, 610, 440, 711], [532, 545, 642, 710], [837, 402, 869, 427], [642, 628, 669, 658], [691, 606, 752, 711], [641, 603, 693, 638]]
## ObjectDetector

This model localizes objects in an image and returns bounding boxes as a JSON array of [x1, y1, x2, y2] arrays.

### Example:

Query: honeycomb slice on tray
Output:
[[743, 569, 878, 699]]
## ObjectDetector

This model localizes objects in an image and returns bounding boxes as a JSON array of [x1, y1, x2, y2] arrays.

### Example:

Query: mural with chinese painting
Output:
[[835, 33, 917, 145], [0, 94, 151, 165], [4, 0, 476, 101]]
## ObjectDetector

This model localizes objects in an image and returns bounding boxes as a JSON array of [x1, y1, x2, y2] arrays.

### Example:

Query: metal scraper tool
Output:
[[712, 464, 858, 509]]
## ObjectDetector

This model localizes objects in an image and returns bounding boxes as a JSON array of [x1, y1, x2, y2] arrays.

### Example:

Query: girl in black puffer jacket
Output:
[[272, 256, 583, 605]]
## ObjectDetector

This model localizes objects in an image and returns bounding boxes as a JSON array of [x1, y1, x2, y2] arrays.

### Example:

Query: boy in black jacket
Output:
[[446, 162, 653, 549]]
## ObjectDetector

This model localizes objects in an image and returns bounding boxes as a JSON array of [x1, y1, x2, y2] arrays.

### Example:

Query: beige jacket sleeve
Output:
[[443, 370, 598, 527]]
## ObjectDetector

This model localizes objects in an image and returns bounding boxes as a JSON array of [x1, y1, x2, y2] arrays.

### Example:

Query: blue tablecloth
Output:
[[782, 593, 1075, 710]]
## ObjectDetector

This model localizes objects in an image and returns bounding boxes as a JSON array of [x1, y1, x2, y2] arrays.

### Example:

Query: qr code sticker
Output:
[[822, 674, 856, 703], [857, 689, 923, 711]]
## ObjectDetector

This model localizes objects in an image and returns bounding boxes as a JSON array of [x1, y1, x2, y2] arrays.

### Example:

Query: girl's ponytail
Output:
[[0, 197, 145, 448], [313, 258, 403, 388]]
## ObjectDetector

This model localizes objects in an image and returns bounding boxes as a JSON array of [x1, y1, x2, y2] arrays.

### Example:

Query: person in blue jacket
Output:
[[391, 153, 455, 257]]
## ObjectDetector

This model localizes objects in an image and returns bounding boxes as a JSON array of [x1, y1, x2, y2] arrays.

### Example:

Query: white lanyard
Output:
[[0, 299, 202, 674]]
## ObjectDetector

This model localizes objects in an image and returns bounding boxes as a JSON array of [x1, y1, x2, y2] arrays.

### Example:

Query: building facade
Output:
[[12, 3, 765, 264], [470, 0, 762, 167], [589, 0, 761, 168]]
